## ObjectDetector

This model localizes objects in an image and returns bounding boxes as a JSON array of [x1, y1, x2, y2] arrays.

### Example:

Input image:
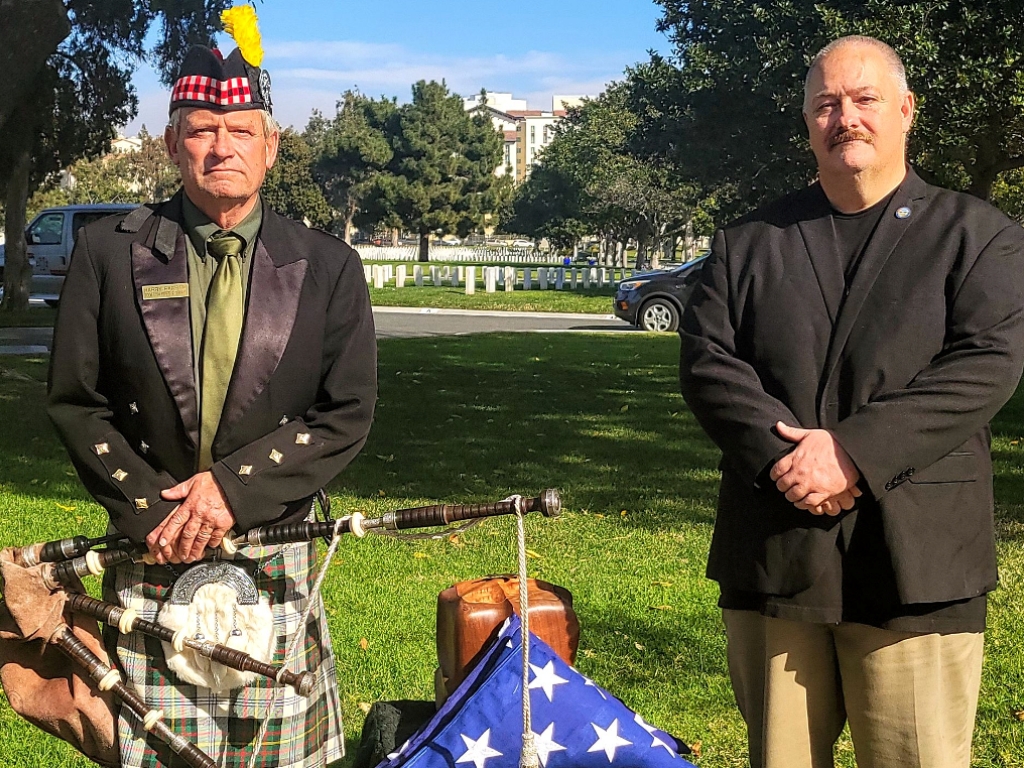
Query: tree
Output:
[[1, 0, 230, 311], [310, 91, 396, 243], [364, 80, 505, 261], [261, 129, 332, 228], [27, 131, 181, 213], [647, 0, 1024, 220], [505, 83, 699, 266]]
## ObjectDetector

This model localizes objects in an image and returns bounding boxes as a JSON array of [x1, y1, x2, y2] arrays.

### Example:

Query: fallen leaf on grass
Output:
[[55, 502, 76, 512], [619, 404, 629, 412], [378, 489, 387, 497], [651, 580, 673, 588], [620, 510, 628, 517], [649, 605, 674, 611], [358, 702, 372, 714], [375, 454, 395, 463], [413, 552, 429, 559], [359, 638, 369, 651], [690, 741, 702, 758], [526, 549, 542, 559], [1013, 709, 1024, 721], [634, 642, 645, 651]]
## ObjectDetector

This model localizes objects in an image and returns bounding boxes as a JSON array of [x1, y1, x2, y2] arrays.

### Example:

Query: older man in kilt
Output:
[[47, 9, 376, 766]]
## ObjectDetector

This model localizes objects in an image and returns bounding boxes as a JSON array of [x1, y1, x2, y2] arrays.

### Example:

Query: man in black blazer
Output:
[[47, 39, 374, 767], [680, 35, 1024, 768]]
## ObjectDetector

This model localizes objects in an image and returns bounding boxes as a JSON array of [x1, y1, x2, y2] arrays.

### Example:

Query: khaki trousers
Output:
[[723, 610, 984, 768]]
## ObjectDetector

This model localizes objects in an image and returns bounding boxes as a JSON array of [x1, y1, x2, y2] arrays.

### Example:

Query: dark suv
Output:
[[613, 257, 707, 332]]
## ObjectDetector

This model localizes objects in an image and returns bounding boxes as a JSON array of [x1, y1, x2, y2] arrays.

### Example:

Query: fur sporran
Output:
[[157, 562, 275, 693]]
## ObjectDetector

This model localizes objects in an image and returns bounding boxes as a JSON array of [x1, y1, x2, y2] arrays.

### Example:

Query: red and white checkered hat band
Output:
[[171, 75, 253, 107]]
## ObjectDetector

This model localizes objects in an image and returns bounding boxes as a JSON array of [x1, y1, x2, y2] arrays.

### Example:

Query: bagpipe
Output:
[[0, 491, 562, 768]]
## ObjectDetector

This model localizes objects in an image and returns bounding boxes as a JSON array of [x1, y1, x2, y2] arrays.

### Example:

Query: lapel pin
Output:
[[895, 206, 912, 220]]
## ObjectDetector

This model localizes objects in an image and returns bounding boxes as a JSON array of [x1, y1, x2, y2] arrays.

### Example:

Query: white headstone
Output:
[[385, 264, 394, 282], [504, 266, 515, 292], [431, 266, 441, 286], [538, 268, 548, 290], [373, 265, 386, 289], [364, 264, 372, 283], [414, 265, 424, 287], [396, 264, 407, 288], [485, 267, 497, 293], [570, 269, 578, 289], [556, 268, 565, 290], [598, 268, 607, 288], [523, 268, 532, 290], [465, 266, 476, 294], [582, 268, 591, 289], [451, 266, 460, 288]]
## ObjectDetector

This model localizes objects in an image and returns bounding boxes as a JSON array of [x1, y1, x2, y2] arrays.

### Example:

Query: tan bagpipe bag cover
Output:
[[0, 548, 118, 767]]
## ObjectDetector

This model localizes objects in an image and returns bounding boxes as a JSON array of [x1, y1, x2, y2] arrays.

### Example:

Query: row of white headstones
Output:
[[362, 264, 635, 293]]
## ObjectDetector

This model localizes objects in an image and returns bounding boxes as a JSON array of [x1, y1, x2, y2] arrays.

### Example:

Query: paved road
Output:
[[0, 307, 637, 354], [373, 307, 636, 339]]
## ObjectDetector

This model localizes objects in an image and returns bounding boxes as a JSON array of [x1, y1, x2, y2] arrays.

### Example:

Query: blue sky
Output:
[[124, 0, 672, 133]]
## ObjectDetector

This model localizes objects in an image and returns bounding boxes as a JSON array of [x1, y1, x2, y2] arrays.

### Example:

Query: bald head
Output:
[[804, 36, 908, 113]]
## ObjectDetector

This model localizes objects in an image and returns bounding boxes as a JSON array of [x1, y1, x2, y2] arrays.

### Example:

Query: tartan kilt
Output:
[[101, 540, 344, 768]]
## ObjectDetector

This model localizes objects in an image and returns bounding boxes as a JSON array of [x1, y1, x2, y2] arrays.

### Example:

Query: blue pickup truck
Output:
[[0, 203, 137, 305]]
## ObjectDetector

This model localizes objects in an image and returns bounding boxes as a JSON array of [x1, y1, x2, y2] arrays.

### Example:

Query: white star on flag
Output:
[[528, 660, 569, 701], [635, 713, 676, 754], [532, 722, 567, 767], [588, 718, 633, 762], [456, 728, 503, 768]]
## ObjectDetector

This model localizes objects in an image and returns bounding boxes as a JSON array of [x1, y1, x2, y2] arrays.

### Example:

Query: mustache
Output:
[[829, 129, 874, 148]]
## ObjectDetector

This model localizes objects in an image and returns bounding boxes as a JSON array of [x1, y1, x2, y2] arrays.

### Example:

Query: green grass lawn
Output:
[[368, 285, 617, 314], [1, 336, 1022, 767], [0, 308, 57, 328], [0, 289, 615, 329]]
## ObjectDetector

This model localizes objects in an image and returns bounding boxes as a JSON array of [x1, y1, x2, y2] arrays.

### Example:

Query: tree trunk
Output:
[[418, 232, 430, 262], [343, 214, 354, 245], [966, 170, 996, 201], [391, 228, 399, 247], [2, 142, 33, 312]]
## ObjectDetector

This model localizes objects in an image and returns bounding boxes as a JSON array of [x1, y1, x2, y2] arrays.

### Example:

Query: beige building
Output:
[[513, 111, 565, 182], [463, 90, 595, 182]]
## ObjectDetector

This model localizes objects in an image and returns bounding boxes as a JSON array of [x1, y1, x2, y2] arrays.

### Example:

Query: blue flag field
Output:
[[378, 615, 697, 768]]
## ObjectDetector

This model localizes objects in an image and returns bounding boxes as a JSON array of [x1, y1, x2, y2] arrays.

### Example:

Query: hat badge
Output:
[[895, 206, 912, 220]]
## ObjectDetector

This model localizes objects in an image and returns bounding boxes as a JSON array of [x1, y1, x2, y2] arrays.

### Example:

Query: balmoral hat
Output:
[[169, 5, 272, 115]]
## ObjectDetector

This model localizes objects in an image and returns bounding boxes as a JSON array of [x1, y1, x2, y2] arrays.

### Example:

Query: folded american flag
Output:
[[377, 615, 696, 768]]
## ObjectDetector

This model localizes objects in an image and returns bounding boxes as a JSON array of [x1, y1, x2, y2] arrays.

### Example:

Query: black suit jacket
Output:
[[679, 169, 1024, 605], [47, 192, 377, 544]]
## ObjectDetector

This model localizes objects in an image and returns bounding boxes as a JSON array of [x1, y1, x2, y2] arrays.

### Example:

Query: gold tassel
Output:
[[220, 5, 264, 68]]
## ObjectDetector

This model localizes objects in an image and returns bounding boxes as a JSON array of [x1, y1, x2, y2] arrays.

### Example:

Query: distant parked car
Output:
[[0, 203, 138, 305], [613, 256, 707, 332], [511, 239, 534, 249], [440, 236, 461, 246]]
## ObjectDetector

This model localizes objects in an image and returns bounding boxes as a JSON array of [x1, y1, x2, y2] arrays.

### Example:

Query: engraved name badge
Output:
[[142, 283, 190, 300]]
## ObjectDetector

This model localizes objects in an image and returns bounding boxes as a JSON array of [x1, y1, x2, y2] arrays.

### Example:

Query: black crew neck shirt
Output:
[[831, 191, 895, 279]]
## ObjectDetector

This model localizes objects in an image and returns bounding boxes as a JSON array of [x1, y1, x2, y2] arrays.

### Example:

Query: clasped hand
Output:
[[769, 422, 861, 516], [145, 471, 236, 564]]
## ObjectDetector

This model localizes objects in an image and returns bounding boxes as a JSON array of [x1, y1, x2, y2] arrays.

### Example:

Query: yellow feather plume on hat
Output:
[[221, 5, 264, 67]]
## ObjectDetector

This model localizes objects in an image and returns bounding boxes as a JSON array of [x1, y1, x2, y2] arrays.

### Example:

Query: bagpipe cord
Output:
[[247, 514, 349, 768], [513, 496, 540, 768]]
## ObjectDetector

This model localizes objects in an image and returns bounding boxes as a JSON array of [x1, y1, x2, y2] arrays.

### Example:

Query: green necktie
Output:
[[199, 231, 245, 471]]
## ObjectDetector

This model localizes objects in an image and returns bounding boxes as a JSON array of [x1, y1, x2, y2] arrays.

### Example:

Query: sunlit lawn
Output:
[[1, 335, 1021, 766]]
